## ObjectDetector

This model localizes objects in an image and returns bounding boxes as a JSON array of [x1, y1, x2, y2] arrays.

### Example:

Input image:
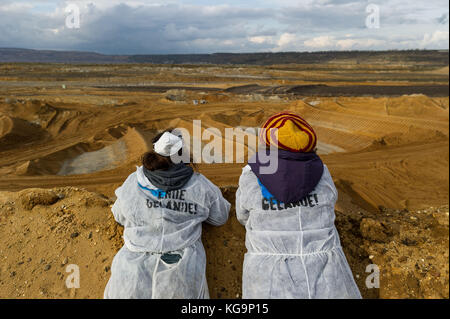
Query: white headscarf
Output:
[[153, 131, 183, 157]]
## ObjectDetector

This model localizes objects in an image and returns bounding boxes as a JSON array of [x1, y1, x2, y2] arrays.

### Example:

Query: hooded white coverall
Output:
[[104, 166, 230, 299], [236, 165, 361, 299]]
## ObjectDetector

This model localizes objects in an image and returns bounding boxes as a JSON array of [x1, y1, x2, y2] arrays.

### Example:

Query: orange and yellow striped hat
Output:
[[260, 111, 317, 153]]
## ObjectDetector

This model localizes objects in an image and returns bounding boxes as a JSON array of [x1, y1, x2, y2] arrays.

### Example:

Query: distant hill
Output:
[[0, 48, 448, 66], [0, 48, 128, 64]]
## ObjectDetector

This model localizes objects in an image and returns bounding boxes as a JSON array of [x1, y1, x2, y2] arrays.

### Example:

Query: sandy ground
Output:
[[0, 61, 448, 299]]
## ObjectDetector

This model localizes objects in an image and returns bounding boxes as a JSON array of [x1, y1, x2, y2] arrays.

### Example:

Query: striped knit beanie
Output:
[[260, 111, 317, 153]]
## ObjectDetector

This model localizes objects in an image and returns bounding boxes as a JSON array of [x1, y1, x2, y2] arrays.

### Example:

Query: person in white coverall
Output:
[[104, 130, 230, 299], [236, 111, 361, 299]]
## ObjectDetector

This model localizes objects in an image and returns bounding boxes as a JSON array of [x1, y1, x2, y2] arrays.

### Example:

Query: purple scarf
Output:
[[248, 149, 324, 204]]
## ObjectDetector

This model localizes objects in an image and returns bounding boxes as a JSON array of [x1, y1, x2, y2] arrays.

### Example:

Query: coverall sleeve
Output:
[[110, 173, 136, 226], [235, 168, 250, 226], [111, 186, 126, 226], [111, 201, 126, 226], [205, 180, 231, 226]]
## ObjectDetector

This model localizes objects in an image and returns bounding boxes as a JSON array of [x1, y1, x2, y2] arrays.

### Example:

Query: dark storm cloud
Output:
[[276, 2, 368, 32], [437, 13, 449, 24], [0, 3, 277, 53], [0, 1, 448, 53]]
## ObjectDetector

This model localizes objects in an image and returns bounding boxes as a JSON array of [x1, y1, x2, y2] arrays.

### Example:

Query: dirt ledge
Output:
[[0, 186, 448, 299]]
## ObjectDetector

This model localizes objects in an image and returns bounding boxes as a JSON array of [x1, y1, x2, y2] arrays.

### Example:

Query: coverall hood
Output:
[[248, 149, 324, 204], [143, 163, 194, 192]]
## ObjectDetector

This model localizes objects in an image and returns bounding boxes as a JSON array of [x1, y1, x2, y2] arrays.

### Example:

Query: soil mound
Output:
[[0, 116, 47, 150], [334, 203, 449, 299], [18, 188, 60, 210], [17, 127, 150, 176], [0, 99, 87, 139], [1, 100, 58, 128], [432, 66, 449, 75], [58, 141, 128, 176], [209, 111, 244, 127], [21, 143, 99, 175], [0, 187, 121, 298], [165, 89, 187, 102], [386, 95, 449, 120], [366, 126, 448, 151], [0, 186, 447, 299]]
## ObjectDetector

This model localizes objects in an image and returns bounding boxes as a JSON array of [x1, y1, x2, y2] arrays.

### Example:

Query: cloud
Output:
[[302, 35, 387, 50], [249, 35, 274, 44], [437, 13, 449, 25], [0, 0, 448, 54], [304, 36, 336, 49], [420, 30, 449, 48], [277, 33, 298, 48]]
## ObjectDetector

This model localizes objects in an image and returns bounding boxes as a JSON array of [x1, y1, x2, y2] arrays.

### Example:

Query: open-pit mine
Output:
[[0, 52, 448, 298]]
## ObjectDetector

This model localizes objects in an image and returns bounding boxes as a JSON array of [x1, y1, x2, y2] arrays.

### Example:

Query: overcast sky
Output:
[[0, 0, 448, 54]]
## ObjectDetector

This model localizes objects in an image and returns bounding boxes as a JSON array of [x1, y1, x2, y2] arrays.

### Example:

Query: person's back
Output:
[[104, 130, 230, 299], [113, 167, 228, 254], [236, 111, 361, 299]]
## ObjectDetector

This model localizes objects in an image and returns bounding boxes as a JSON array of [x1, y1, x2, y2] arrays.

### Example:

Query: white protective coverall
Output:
[[104, 166, 230, 299], [236, 164, 361, 299]]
